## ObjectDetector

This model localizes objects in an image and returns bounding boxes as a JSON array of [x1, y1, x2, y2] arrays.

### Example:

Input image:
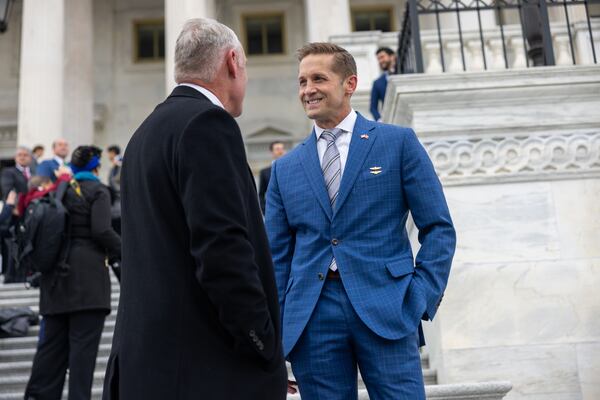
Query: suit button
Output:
[[249, 330, 255, 337], [318, 272, 324, 280], [331, 238, 339, 245]]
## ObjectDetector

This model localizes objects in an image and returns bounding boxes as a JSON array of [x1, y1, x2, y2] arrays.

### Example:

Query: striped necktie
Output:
[[320, 128, 343, 272], [320, 128, 343, 208]]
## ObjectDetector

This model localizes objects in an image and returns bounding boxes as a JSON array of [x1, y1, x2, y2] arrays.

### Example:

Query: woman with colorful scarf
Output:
[[25, 145, 121, 400]]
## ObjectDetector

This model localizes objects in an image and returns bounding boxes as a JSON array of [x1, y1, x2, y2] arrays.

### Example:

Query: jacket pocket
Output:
[[385, 256, 415, 278]]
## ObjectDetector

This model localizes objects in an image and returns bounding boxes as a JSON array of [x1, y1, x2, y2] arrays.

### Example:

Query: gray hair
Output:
[[16, 146, 31, 155], [174, 18, 242, 83]]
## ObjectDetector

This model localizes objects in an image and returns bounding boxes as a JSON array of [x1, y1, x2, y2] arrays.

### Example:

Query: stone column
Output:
[[165, 0, 215, 94], [304, 0, 351, 43], [17, 0, 94, 152]]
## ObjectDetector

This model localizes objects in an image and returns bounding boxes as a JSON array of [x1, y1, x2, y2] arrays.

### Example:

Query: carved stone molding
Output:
[[422, 130, 600, 185], [0, 125, 18, 145]]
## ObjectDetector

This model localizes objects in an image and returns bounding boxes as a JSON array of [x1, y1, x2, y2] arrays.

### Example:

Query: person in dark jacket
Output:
[[102, 18, 287, 400], [369, 47, 395, 121], [1, 147, 32, 282], [258, 141, 286, 214], [106, 145, 121, 234], [25, 145, 121, 400]]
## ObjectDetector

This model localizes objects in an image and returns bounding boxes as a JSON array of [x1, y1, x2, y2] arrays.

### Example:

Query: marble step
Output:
[[16, 319, 116, 339], [0, 288, 120, 300], [0, 330, 114, 350], [0, 299, 120, 311], [0, 382, 512, 400]]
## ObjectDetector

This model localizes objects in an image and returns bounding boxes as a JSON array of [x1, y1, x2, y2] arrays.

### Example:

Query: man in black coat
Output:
[[258, 141, 286, 214], [103, 18, 287, 400], [0, 146, 31, 282], [1, 146, 31, 199]]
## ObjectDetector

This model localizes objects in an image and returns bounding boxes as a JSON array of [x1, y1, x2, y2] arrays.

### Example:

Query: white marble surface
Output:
[[385, 66, 600, 135], [427, 176, 600, 399], [444, 177, 600, 263], [551, 179, 600, 260], [577, 342, 600, 400], [439, 258, 600, 349], [446, 182, 562, 264], [441, 344, 586, 399]]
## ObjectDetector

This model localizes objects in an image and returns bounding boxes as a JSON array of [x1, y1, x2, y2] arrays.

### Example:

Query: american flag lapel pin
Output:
[[360, 134, 369, 140]]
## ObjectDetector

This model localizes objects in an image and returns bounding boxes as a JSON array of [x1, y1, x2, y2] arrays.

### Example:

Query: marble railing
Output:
[[332, 19, 599, 94], [420, 20, 599, 73], [384, 65, 600, 186], [422, 129, 600, 185]]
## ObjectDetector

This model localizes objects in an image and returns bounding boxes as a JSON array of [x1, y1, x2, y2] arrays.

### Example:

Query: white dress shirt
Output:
[[314, 109, 357, 177], [178, 83, 225, 109], [53, 156, 65, 166]]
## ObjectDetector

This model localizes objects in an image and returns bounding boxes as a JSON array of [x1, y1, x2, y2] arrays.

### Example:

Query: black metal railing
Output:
[[397, 0, 599, 73]]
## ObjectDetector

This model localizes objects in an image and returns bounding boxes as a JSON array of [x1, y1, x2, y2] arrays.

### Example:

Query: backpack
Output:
[[11, 180, 74, 287]]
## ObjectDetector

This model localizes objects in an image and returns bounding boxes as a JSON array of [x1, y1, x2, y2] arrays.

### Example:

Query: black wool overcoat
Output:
[[103, 86, 287, 400]]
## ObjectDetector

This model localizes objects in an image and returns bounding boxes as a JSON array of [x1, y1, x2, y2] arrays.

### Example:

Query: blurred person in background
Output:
[[106, 145, 122, 234], [258, 141, 286, 214], [0, 146, 32, 282], [25, 145, 121, 400], [1, 146, 32, 199], [30, 145, 45, 175], [370, 47, 395, 122], [36, 138, 70, 182]]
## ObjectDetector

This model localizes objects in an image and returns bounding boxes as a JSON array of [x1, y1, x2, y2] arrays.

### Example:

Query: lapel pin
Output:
[[360, 134, 369, 140], [369, 166, 382, 175]]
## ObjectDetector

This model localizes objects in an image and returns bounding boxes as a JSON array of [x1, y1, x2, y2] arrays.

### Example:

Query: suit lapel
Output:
[[300, 130, 333, 221], [333, 114, 377, 217]]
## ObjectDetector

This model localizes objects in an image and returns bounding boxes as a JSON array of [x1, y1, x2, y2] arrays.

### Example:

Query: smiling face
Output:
[[298, 54, 357, 129], [53, 138, 69, 159], [377, 51, 394, 71]]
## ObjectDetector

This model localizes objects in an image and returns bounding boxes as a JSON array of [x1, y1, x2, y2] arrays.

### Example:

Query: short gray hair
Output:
[[174, 18, 242, 83], [16, 146, 31, 155]]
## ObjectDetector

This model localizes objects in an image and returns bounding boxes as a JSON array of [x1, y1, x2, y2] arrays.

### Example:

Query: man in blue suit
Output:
[[35, 138, 70, 181], [370, 47, 395, 121], [265, 43, 456, 400]]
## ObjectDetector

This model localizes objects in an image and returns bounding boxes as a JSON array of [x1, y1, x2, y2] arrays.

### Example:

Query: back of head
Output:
[[28, 176, 51, 191], [296, 42, 357, 79], [107, 145, 121, 155], [71, 145, 102, 174], [174, 18, 242, 84]]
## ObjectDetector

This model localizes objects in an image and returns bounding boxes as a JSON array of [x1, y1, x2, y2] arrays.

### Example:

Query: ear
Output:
[[226, 49, 239, 78], [344, 75, 358, 96]]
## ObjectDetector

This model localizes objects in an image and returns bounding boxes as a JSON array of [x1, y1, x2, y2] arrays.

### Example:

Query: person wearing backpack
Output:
[[25, 145, 121, 400]]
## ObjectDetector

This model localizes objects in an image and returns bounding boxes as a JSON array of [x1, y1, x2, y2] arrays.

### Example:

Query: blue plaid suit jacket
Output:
[[265, 113, 456, 357]]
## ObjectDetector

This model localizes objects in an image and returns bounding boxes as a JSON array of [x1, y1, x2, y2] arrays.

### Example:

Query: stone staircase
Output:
[[0, 279, 510, 399]]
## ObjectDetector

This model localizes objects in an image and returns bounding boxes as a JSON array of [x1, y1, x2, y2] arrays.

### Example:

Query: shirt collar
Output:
[[314, 109, 357, 140], [15, 164, 27, 172], [53, 156, 65, 165], [178, 83, 225, 109]]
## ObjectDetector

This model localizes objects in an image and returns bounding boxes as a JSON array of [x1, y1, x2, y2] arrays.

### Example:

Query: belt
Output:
[[326, 269, 341, 279]]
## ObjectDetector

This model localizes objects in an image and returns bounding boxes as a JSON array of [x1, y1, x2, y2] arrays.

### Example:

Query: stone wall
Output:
[[389, 65, 600, 399]]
